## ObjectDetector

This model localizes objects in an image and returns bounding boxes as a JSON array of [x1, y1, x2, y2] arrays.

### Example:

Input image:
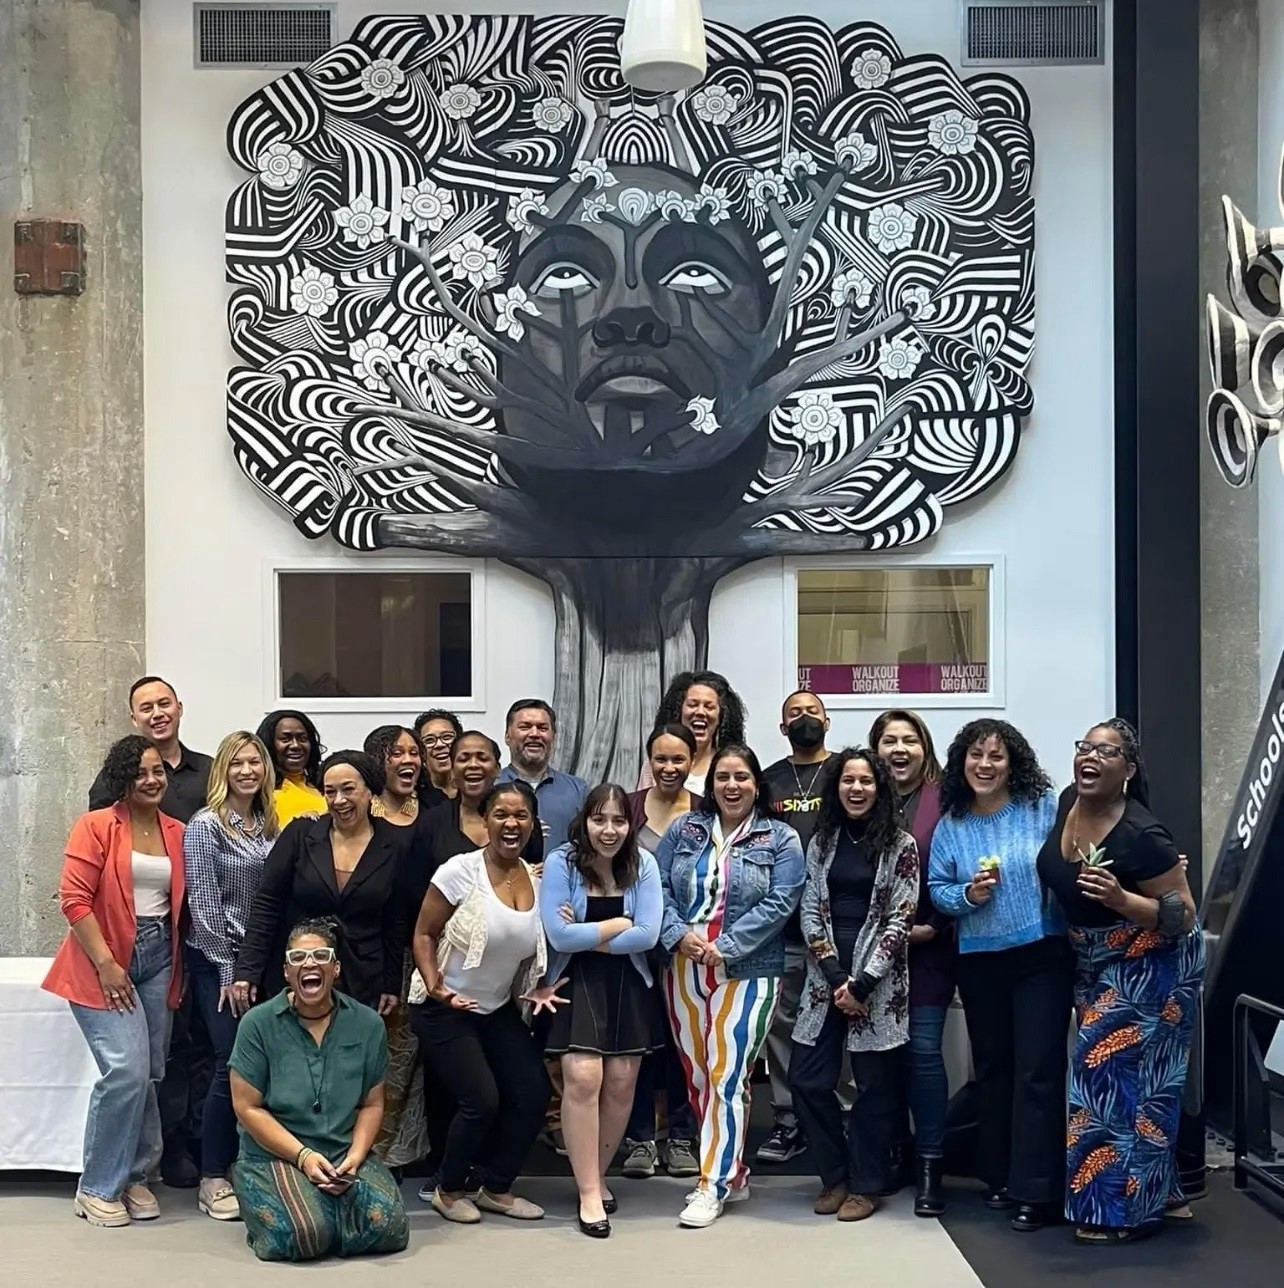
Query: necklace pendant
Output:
[[312, 1100, 321, 1113]]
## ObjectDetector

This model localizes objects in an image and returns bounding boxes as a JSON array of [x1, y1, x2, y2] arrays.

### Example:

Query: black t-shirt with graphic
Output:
[[763, 753, 835, 944]]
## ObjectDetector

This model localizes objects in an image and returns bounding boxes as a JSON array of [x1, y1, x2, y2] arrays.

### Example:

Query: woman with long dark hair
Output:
[[256, 710, 325, 825], [928, 719, 1069, 1232], [1037, 719, 1202, 1244], [789, 749, 919, 1222], [638, 671, 747, 792], [655, 742, 804, 1228], [364, 724, 444, 823], [869, 708, 953, 1216], [540, 784, 663, 1236]]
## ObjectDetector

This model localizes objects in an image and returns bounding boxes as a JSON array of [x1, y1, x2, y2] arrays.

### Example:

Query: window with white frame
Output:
[[795, 564, 995, 701], [277, 570, 473, 701]]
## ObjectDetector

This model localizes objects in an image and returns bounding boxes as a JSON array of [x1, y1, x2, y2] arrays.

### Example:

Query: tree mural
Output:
[[226, 15, 1036, 782]]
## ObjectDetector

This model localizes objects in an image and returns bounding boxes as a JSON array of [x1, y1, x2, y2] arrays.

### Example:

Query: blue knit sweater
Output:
[[927, 793, 1062, 954]]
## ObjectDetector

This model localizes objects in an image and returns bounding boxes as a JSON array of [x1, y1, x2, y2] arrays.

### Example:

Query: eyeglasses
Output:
[[420, 733, 456, 748], [285, 947, 337, 966], [1073, 740, 1124, 761]]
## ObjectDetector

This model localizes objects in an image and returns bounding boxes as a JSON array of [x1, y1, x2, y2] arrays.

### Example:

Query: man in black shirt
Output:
[[88, 675, 213, 1188], [757, 690, 836, 1163], [88, 676, 212, 822]]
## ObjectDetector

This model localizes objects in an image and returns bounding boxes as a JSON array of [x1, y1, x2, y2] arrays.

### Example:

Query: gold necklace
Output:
[[484, 849, 518, 888]]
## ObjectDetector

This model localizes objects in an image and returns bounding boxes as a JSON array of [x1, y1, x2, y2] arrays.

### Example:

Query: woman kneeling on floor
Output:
[[228, 918, 409, 1262]]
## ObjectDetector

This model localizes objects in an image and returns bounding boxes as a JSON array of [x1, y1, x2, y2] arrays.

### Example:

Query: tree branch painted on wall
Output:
[[225, 15, 1036, 783]]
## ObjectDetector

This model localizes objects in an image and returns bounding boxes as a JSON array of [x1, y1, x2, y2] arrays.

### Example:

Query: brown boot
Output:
[[813, 1186, 849, 1215], [837, 1194, 879, 1222]]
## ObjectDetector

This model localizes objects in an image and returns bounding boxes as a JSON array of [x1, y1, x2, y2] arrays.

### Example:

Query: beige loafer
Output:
[[472, 1188, 545, 1220], [197, 1178, 241, 1221], [122, 1185, 160, 1221], [74, 1192, 131, 1227], [432, 1190, 482, 1224]]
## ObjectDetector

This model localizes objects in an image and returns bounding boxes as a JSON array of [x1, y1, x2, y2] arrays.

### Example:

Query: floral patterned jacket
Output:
[[792, 827, 920, 1053]]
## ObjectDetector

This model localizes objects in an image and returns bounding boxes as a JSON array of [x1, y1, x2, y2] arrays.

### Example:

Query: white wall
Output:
[[141, 0, 1115, 780]]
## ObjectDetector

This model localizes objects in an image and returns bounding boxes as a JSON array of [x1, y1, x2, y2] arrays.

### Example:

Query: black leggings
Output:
[[410, 1000, 551, 1194]]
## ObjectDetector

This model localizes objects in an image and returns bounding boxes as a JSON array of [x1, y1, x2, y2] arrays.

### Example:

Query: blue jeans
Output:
[[186, 946, 241, 1178], [70, 918, 173, 1199], [908, 1005, 949, 1159]]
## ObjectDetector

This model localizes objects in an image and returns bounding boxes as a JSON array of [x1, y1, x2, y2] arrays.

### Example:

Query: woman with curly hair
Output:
[[638, 671, 747, 792], [1037, 719, 1202, 1244], [43, 735, 187, 1227], [927, 718, 1070, 1232], [789, 748, 919, 1223], [256, 710, 326, 825]]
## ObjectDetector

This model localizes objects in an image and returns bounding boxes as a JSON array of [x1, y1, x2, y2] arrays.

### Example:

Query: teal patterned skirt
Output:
[[234, 1154, 409, 1262]]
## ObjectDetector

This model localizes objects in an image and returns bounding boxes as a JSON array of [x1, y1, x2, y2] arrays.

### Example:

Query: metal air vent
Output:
[[961, 1, 1104, 66], [194, 4, 335, 69]]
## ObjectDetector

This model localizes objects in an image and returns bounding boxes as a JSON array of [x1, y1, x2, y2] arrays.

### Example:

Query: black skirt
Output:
[[544, 896, 658, 1057]]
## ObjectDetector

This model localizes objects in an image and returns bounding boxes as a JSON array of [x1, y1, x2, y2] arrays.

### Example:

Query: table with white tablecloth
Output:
[[0, 957, 96, 1171]]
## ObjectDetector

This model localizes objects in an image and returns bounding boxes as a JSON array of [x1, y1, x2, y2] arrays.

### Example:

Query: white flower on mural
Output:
[[902, 284, 938, 321], [747, 169, 789, 209], [532, 96, 574, 131], [867, 202, 918, 253], [831, 269, 875, 311], [928, 109, 980, 157], [616, 188, 656, 224], [440, 82, 482, 120], [852, 48, 892, 90], [507, 188, 550, 235], [447, 232, 500, 288], [686, 396, 719, 436], [689, 183, 732, 224], [349, 331, 402, 391], [361, 58, 405, 99], [878, 336, 925, 381], [835, 133, 878, 172], [691, 83, 742, 125], [655, 190, 692, 220], [786, 390, 844, 447], [256, 142, 303, 190], [579, 192, 610, 224], [400, 180, 456, 234], [493, 285, 540, 340], [571, 158, 617, 190], [414, 329, 488, 375], [781, 149, 819, 179], [334, 194, 390, 249], [289, 264, 338, 318]]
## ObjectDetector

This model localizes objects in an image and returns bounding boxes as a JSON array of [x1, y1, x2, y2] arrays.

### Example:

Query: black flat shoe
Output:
[[578, 1212, 611, 1238], [1011, 1203, 1053, 1232], [984, 1189, 1014, 1211], [603, 1194, 618, 1215]]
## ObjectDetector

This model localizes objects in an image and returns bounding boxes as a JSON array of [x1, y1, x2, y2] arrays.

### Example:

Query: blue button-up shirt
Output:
[[496, 764, 589, 850]]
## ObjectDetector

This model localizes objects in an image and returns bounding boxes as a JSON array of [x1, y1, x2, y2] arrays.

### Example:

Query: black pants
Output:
[[956, 936, 1073, 1205], [157, 985, 213, 1167], [410, 1000, 551, 1194], [789, 1008, 902, 1195]]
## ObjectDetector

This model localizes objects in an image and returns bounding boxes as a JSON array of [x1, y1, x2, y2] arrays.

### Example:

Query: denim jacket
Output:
[[656, 811, 805, 979], [539, 843, 663, 986]]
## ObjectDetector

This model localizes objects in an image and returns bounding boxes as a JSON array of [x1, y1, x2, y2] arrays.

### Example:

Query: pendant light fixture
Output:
[[620, 0, 707, 93]]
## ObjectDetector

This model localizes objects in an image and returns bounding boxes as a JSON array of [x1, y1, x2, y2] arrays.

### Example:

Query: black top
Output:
[[763, 752, 834, 942], [819, 825, 876, 989], [1037, 789, 1180, 929], [88, 743, 213, 824], [234, 814, 420, 1008]]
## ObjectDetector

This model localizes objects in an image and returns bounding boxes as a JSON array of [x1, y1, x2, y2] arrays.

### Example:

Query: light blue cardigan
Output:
[[539, 842, 663, 986]]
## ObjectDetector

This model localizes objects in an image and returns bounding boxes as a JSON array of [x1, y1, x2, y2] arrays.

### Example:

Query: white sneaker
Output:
[[678, 1189, 723, 1228], [724, 1184, 750, 1205]]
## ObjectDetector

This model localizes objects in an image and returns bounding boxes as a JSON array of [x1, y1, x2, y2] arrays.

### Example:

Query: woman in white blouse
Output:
[[409, 781, 567, 1225]]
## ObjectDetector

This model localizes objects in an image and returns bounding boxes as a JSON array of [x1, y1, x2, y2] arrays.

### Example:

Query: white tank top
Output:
[[132, 851, 172, 918]]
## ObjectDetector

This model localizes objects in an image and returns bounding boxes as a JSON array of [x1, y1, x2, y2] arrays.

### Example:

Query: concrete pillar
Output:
[[0, 0, 144, 953], [1197, 0, 1261, 877]]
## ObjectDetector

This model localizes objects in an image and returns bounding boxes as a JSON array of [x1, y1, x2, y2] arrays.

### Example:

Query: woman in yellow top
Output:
[[256, 711, 326, 824]]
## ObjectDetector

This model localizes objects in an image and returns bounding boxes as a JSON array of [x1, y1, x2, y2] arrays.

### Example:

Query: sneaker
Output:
[[678, 1188, 723, 1228], [74, 1192, 130, 1227], [756, 1123, 805, 1164], [621, 1139, 658, 1178], [197, 1178, 240, 1221], [723, 1184, 750, 1205], [663, 1138, 699, 1178], [416, 1177, 438, 1202], [122, 1184, 160, 1221]]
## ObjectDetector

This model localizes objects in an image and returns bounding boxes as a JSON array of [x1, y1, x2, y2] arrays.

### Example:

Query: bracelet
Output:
[[296, 1147, 312, 1170]]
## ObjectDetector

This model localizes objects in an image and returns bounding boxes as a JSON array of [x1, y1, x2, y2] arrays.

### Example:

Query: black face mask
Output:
[[787, 715, 826, 750]]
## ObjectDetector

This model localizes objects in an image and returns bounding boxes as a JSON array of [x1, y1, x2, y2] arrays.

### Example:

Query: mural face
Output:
[[226, 16, 1036, 781]]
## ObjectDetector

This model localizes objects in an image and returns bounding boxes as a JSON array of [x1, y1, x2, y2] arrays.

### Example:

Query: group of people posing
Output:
[[42, 669, 1202, 1260]]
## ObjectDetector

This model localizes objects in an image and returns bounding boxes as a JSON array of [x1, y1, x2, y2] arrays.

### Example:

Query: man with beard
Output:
[[756, 691, 838, 1164], [88, 676, 214, 1189], [497, 699, 587, 851]]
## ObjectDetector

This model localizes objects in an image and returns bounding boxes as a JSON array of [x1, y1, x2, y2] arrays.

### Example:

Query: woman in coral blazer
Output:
[[43, 735, 186, 1229]]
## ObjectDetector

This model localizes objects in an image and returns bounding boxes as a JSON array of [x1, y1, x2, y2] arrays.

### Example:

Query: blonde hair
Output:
[[206, 731, 279, 839]]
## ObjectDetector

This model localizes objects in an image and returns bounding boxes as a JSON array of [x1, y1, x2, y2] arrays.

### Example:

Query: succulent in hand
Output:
[[1077, 842, 1113, 869]]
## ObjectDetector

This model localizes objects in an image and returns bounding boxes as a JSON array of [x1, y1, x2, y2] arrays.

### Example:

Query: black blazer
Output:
[[234, 815, 419, 1009]]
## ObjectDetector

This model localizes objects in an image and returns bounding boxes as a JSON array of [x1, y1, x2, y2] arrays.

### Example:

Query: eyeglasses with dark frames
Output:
[[1073, 740, 1124, 760]]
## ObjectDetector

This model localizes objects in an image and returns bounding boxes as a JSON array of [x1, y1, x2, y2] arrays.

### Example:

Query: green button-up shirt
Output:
[[228, 989, 388, 1164]]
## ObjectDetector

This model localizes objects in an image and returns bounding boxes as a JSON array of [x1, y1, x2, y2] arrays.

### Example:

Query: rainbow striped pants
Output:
[[665, 957, 780, 1200]]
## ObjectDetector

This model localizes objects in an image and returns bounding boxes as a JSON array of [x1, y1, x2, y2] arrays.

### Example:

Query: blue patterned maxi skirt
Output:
[[1065, 922, 1204, 1231]]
